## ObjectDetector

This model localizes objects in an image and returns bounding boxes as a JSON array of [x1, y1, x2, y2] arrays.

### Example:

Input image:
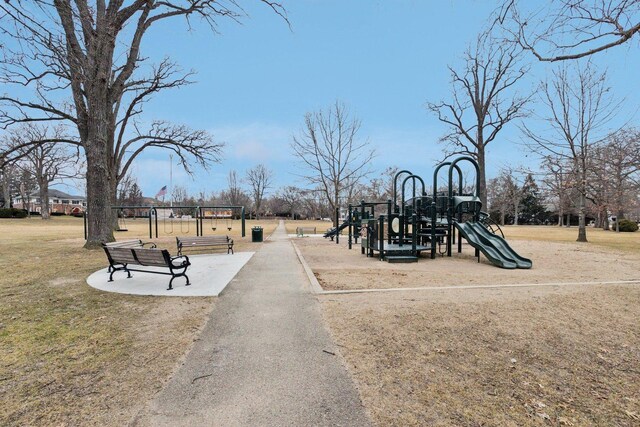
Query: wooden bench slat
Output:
[[132, 249, 168, 267], [104, 239, 156, 249], [107, 247, 138, 264]]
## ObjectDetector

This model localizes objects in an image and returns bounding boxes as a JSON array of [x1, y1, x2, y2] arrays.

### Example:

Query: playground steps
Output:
[[385, 255, 418, 263]]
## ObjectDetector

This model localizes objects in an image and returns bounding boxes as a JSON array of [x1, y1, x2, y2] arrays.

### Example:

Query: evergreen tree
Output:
[[519, 174, 548, 224]]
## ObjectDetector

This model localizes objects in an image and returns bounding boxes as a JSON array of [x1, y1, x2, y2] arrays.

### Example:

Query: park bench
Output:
[[176, 235, 234, 256], [103, 239, 156, 249], [102, 246, 190, 290], [296, 226, 317, 237], [103, 239, 156, 271]]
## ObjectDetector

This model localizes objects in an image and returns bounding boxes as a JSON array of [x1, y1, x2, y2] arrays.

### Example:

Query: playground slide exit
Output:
[[468, 222, 532, 269], [453, 222, 531, 269], [324, 220, 350, 238]]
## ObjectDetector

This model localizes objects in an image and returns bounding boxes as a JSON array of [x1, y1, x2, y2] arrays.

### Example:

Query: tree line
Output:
[[0, 1, 638, 246]]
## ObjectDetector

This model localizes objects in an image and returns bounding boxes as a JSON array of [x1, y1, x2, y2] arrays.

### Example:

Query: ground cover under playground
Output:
[[293, 224, 640, 426], [295, 225, 640, 291]]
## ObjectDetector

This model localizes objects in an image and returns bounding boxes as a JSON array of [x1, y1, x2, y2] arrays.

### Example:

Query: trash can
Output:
[[251, 226, 263, 242]]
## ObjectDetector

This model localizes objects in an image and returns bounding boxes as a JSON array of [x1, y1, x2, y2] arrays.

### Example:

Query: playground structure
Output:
[[325, 156, 532, 268], [84, 205, 246, 240]]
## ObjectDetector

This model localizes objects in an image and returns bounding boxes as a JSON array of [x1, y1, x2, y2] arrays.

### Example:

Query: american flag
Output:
[[155, 185, 167, 199]]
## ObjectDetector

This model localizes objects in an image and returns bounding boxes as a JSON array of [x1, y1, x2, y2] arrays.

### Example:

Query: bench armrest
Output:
[[170, 254, 190, 267], [142, 241, 157, 248]]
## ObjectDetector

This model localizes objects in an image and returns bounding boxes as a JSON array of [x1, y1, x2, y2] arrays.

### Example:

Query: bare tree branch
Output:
[[292, 101, 375, 226], [428, 29, 531, 207], [501, 0, 640, 62]]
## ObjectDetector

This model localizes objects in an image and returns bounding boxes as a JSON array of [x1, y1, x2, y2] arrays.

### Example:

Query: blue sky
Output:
[[74, 0, 639, 199]]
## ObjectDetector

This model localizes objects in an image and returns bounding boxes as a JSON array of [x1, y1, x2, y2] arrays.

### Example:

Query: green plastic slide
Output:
[[467, 222, 532, 269]]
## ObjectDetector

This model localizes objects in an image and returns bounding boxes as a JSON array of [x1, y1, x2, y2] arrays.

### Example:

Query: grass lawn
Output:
[[0, 216, 274, 425], [502, 225, 640, 254], [283, 219, 334, 234]]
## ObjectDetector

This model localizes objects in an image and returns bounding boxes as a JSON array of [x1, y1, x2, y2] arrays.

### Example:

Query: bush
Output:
[[0, 208, 28, 218], [617, 219, 639, 232], [12, 209, 28, 218]]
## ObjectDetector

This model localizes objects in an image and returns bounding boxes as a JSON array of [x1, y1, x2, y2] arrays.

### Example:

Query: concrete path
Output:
[[133, 221, 371, 426]]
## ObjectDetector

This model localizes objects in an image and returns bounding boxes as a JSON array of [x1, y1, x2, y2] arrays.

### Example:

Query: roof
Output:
[[30, 189, 86, 200]]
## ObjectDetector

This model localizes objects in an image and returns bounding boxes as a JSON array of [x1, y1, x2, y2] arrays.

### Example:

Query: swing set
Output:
[[206, 209, 234, 232], [85, 205, 247, 240]]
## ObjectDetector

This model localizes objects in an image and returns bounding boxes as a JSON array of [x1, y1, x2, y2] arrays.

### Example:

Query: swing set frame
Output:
[[84, 205, 246, 240]]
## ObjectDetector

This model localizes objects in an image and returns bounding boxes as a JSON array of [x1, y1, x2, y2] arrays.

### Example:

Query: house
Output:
[[13, 189, 87, 215]]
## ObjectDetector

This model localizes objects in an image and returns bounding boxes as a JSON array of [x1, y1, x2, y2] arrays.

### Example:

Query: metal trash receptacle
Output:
[[251, 226, 263, 242]]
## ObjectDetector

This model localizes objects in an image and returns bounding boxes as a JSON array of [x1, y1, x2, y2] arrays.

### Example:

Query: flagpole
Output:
[[169, 154, 173, 208]]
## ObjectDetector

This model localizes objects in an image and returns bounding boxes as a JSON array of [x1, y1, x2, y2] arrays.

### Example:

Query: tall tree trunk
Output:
[[500, 209, 506, 226], [513, 201, 519, 225], [333, 188, 340, 227], [39, 179, 50, 220], [558, 206, 564, 226], [1, 172, 10, 208], [477, 147, 487, 208], [84, 115, 115, 247], [577, 192, 587, 242]]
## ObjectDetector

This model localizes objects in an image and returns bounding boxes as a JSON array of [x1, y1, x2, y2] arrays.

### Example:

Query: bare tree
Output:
[[428, 30, 530, 207], [3, 125, 79, 219], [487, 173, 514, 225], [590, 128, 640, 231], [502, 0, 640, 62], [276, 186, 303, 219], [292, 101, 374, 226], [0, 160, 18, 208], [246, 164, 273, 220], [0, 1, 286, 247], [540, 155, 576, 226], [224, 170, 245, 207], [522, 63, 619, 241], [487, 167, 525, 225], [171, 185, 189, 206]]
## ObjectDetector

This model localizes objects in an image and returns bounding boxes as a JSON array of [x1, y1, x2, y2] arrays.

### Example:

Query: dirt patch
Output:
[[295, 237, 640, 291]]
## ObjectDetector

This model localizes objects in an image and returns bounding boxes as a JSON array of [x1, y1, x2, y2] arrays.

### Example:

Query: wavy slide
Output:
[[454, 222, 532, 269]]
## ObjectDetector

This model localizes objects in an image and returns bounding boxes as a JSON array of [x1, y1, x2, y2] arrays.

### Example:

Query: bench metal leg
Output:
[[168, 273, 190, 290], [108, 265, 131, 282]]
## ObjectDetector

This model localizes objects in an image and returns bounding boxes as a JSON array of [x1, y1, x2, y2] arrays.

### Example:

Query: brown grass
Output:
[[293, 225, 640, 426], [283, 219, 333, 234], [502, 225, 640, 254], [0, 216, 224, 425], [323, 286, 640, 426]]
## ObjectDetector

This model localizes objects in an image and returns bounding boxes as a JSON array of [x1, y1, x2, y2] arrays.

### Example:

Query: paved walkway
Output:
[[133, 222, 371, 426]]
